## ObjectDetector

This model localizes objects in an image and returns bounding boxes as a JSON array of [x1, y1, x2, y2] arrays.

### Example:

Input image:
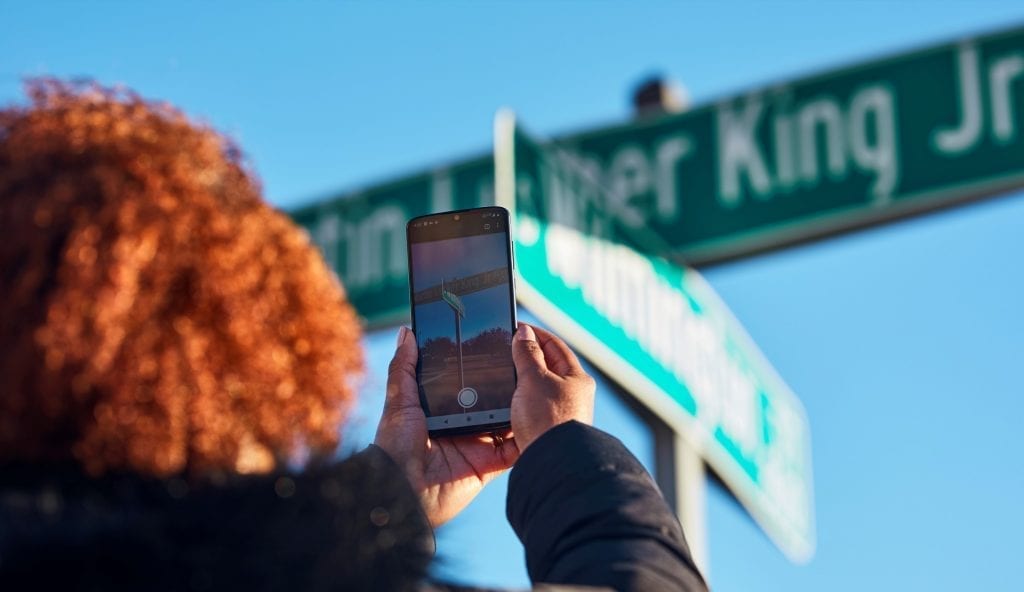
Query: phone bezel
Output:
[[406, 205, 517, 437]]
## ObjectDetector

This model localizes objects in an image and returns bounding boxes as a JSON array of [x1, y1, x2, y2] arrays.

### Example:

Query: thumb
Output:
[[512, 323, 547, 378], [385, 326, 420, 410]]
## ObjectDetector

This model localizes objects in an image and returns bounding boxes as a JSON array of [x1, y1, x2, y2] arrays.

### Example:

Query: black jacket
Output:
[[0, 422, 707, 591]]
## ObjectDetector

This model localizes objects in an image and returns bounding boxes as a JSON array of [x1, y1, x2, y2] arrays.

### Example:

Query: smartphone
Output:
[[406, 206, 517, 436]]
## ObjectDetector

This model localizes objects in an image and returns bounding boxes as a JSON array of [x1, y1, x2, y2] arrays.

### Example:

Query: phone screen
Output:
[[406, 207, 517, 434]]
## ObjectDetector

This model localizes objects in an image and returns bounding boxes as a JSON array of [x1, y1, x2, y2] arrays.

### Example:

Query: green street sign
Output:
[[497, 116, 815, 562], [551, 25, 1024, 264], [291, 25, 1024, 323], [441, 281, 466, 318], [291, 156, 495, 327]]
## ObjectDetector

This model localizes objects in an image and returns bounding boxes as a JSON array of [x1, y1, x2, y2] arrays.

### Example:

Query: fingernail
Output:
[[517, 324, 536, 342], [396, 326, 408, 348]]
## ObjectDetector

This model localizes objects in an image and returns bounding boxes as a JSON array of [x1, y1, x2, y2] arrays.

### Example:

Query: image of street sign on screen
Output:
[[411, 232, 515, 417]]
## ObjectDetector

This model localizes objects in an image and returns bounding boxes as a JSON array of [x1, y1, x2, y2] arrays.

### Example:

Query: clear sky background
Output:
[[4, 2, 1023, 591]]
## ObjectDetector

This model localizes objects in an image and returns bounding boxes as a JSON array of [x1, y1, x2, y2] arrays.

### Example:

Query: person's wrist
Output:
[[518, 417, 563, 452], [516, 403, 594, 452]]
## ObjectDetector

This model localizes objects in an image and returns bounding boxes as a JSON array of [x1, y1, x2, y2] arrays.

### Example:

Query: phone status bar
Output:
[[408, 209, 509, 243]]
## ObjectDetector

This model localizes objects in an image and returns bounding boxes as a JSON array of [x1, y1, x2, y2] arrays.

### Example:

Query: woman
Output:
[[0, 80, 705, 591]]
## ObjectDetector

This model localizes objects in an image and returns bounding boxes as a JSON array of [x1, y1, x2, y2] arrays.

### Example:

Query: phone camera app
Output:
[[410, 230, 515, 418]]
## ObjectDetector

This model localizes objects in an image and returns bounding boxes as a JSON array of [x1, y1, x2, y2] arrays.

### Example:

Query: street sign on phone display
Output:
[[496, 117, 816, 562], [440, 281, 467, 318]]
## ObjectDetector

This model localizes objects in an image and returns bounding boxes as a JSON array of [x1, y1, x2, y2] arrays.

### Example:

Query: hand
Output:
[[374, 326, 520, 528], [510, 323, 596, 452]]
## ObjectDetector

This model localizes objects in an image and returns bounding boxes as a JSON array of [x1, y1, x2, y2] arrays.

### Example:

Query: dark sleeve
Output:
[[506, 421, 708, 592]]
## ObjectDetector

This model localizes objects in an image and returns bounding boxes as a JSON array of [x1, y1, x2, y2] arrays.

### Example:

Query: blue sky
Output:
[[4, 2, 1023, 590]]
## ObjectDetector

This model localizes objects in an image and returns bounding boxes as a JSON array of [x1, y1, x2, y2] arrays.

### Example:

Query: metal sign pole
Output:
[[674, 433, 709, 578], [455, 308, 464, 389], [652, 416, 709, 579], [442, 278, 467, 390]]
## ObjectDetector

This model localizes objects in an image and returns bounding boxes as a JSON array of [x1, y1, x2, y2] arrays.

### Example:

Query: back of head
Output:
[[0, 80, 363, 478]]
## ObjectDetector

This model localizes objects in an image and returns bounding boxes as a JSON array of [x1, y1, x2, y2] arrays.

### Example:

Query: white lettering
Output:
[[932, 43, 984, 155], [990, 54, 1024, 145], [654, 137, 693, 220], [771, 90, 798, 192], [340, 206, 406, 289], [718, 85, 900, 207], [607, 146, 651, 227], [313, 213, 340, 271], [717, 97, 773, 207], [543, 221, 763, 455], [847, 85, 899, 204], [798, 99, 847, 184], [311, 200, 417, 294]]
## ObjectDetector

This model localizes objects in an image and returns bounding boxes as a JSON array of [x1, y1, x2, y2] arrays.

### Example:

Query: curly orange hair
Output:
[[0, 80, 363, 477]]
